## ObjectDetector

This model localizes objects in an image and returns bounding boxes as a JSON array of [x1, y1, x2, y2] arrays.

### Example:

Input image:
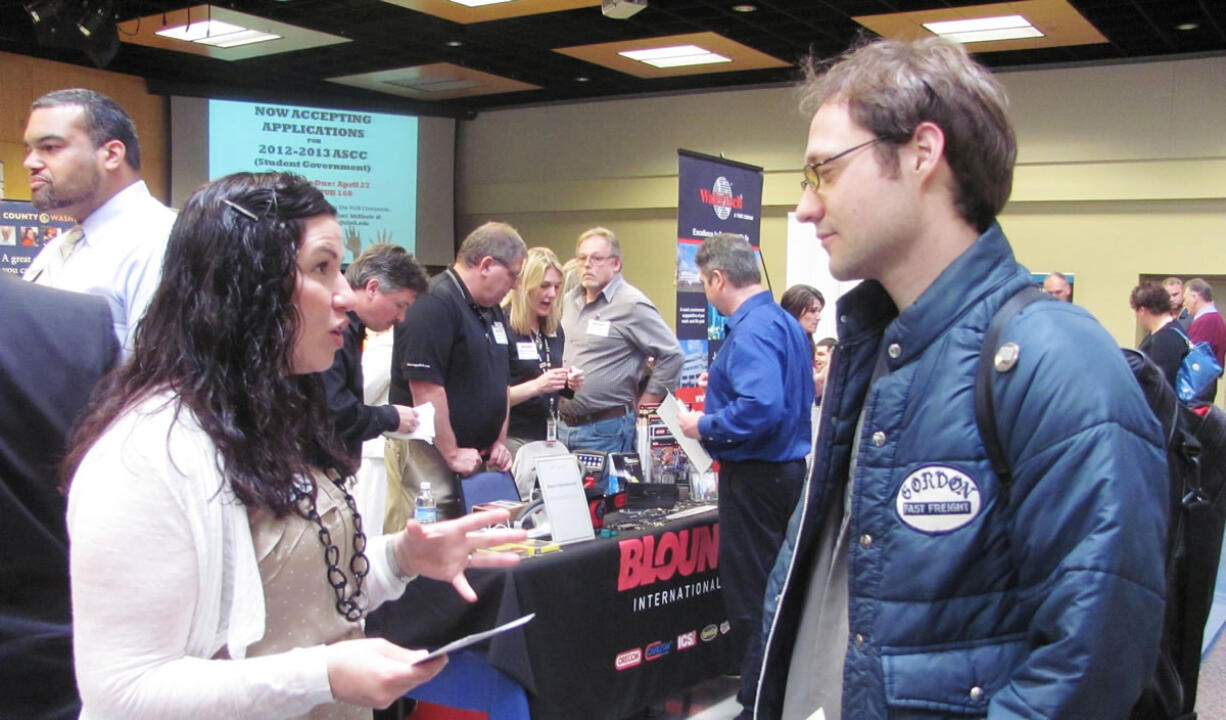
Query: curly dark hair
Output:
[[62, 172, 353, 516], [1130, 281, 1173, 316]]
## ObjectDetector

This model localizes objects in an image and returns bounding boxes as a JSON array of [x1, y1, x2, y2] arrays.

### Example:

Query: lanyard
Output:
[[532, 330, 557, 417]]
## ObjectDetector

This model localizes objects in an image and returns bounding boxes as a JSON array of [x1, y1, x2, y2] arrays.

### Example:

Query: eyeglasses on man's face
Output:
[[577, 252, 614, 266], [800, 136, 888, 192], [492, 257, 522, 281]]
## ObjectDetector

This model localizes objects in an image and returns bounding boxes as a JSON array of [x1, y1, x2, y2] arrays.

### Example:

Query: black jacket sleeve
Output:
[[322, 318, 400, 457]]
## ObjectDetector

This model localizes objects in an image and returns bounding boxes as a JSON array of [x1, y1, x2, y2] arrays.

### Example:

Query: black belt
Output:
[[559, 405, 627, 427]]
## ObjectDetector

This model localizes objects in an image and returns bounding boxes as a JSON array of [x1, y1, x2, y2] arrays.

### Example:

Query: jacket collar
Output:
[[837, 223, 1023, 366]]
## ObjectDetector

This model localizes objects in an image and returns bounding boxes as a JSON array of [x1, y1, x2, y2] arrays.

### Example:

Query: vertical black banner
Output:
[[675, 150, 763, 408]]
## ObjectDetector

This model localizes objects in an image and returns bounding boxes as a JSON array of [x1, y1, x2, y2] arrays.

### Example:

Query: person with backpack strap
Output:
[[981, 286, 1226, 720], [755, 37, 1169, 720]]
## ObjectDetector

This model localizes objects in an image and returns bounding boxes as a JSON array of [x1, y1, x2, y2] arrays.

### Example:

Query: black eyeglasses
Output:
[[800, 137, 888, 192]]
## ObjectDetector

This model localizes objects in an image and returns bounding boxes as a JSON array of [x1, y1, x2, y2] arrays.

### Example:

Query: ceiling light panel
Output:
[[924, 15, 1044, 44], [121, 5, 347, 61], [855, 0, 1106, 54]]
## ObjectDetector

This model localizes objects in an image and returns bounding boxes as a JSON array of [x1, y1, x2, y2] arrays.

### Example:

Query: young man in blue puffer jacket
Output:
[[754, 36, 1168, 720]]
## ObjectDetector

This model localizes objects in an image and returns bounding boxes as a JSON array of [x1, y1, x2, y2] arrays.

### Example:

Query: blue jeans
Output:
[[558, 411, 635, 455]]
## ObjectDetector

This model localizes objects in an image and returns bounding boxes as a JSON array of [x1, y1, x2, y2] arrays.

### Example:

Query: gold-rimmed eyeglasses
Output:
[[800, 137, 888, 192]]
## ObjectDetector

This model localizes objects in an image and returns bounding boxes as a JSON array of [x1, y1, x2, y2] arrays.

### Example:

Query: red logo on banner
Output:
[[615, 648, 643, 670], [699, 177, 743, 220], [617, 524, 719, 591], [677, 631, 697, 650]]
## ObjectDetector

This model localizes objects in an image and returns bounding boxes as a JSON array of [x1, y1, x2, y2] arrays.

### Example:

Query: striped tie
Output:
[[24, 225, 84, 286]]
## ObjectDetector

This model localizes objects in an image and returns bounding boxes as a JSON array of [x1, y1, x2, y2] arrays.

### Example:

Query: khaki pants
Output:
[[383, 438, 461, 532]]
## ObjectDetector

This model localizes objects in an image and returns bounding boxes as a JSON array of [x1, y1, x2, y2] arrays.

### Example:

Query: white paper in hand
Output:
[[656, 393, 714, 473], [412, 613, 535, 664], [386, 402, 436, 442]]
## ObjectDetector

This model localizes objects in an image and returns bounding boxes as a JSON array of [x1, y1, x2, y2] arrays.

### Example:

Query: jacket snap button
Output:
[[969, 686, 984, 701], [853, 633, 864, 647], [859, 534, 872, 549], [887, 343, 901, 358], [872, 431, 886, 447]]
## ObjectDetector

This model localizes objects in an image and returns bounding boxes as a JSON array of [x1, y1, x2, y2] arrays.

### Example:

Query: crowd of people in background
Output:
[[2, 33, 1224, 720]]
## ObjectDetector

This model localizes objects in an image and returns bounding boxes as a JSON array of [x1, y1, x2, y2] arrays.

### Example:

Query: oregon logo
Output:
[[615, 648, 642, 670]]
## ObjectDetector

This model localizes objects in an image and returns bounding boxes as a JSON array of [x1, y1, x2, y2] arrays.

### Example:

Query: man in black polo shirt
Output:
[[385, 222, 526, 528]]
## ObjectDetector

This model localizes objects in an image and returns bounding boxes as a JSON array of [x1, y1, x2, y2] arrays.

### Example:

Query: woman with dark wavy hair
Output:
[[63, 172, 523, 719]]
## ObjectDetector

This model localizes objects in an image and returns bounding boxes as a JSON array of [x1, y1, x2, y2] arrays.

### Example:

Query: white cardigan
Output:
[[67, 393, 409, 719]]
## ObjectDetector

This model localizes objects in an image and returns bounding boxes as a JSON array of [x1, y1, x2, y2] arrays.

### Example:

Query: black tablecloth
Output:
[[367, 508, 735, 720]]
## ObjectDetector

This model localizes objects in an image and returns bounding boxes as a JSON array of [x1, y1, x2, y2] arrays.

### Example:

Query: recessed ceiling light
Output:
[[156, 19, 282, 47], [448, 0, 515, 6], [619, 44, 732, 68], [923, 14, 1044, 44], [446, 40, 464, 47], [384, 76, 482, 92], [1176, 22, 1198, 31], [575, 76, 590, 82], [731, 4, 756, 11]]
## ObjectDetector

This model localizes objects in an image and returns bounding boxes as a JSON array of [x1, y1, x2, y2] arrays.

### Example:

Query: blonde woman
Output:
[[502, 247, 584, 455]]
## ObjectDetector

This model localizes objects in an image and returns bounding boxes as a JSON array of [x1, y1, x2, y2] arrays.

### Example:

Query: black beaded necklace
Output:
[[295, 475, 370, 621]]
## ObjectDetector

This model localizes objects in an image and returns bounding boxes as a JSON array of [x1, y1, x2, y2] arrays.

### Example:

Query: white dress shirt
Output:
[[24, 180, 175, 357]]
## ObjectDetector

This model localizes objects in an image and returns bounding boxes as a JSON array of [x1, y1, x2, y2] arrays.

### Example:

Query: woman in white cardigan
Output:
[[63, 172, 523, 719]]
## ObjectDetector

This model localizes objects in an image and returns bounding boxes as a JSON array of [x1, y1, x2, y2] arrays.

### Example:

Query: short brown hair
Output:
[[1130, 282, 1172, 315], [798, 37, 1016, 233]]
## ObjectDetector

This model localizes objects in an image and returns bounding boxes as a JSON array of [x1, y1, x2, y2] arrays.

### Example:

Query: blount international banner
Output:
[[674, 150, 764, 408]]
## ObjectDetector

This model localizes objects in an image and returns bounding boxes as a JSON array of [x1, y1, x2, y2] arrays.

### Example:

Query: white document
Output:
[[536, 455, 595, 545], [657, 393, 714, 474], [385, 401, 436, 442], [412, 613, 535, 664]]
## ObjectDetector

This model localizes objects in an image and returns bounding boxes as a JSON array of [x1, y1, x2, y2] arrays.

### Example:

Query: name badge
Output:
[[895, 465, 981, 534], [588, 319, 612, 337], [516, 341, 539, 360], [491, 321, 508, 345]]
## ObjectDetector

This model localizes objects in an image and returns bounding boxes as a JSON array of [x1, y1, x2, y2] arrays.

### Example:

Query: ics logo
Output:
[[701, 624, 719, 642], [615, 648, 642, 670], [645, 640, 673, 661], [677, 631, 697, 650], [720, 621, 731, 635]]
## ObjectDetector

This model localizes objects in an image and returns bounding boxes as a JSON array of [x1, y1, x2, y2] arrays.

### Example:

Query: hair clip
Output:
[[222, 198, 259, 221]]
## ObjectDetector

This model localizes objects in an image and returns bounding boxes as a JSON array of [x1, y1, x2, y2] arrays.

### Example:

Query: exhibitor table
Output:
[[367, 507, 734, 720]]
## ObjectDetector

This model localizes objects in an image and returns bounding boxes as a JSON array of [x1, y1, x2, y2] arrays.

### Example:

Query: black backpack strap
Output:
[[975, 285, 1051, 503]]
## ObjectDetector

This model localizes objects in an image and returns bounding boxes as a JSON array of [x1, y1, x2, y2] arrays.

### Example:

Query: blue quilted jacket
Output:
[[754, 225, 1168, 719]]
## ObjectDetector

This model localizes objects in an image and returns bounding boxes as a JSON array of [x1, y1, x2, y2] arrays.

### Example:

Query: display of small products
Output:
[[476, 539, 562, 557]]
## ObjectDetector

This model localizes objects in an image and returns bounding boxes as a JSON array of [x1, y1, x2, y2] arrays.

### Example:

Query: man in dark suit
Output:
[[0, 273, 119, 719]]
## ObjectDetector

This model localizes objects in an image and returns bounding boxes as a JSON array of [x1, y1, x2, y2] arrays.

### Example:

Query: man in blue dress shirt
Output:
[[677, 233, 813, 720]]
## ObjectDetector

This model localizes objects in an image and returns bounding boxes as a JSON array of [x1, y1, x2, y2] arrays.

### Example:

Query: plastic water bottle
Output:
[[415, 481, 437, 524]]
